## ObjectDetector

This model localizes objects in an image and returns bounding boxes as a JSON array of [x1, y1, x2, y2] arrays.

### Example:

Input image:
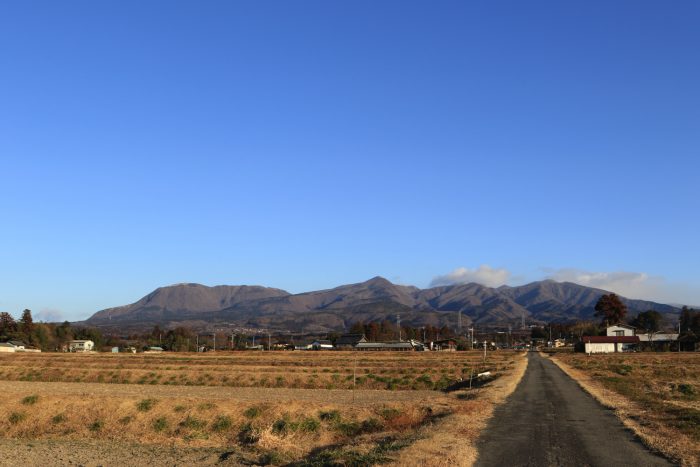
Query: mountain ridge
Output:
[[83, 277, 681, 332]]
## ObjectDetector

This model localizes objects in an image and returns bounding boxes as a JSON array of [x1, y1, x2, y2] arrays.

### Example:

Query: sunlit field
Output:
[[0, 350, 525, 465]]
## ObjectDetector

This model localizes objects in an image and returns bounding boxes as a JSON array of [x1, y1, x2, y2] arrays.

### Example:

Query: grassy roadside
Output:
[[388, 351, 529, 467], [548, 353, 699, 466]]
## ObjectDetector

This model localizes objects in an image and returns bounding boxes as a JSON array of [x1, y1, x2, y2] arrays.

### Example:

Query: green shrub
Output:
[[299, 417, 320, 432], [8, 412, 26, 424], [318, 410, 341, 422], [51, 413, 66, 424], [89, 419, 104, 432], [379, 408, 402, 420], [180, 415, 206, 430], [152, 417, 168, 432], [243, 406, 262, 419], [678, 384, 696, 397], [136, 398, 157, 412], [21, 395, 39, 405], [211, 415, 232, 432], [173, 405, 187, 413], [272, 418, 288, 435]]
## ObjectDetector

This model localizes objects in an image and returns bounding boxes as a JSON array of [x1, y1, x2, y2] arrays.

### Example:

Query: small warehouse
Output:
[[583, 336, 639, 354]]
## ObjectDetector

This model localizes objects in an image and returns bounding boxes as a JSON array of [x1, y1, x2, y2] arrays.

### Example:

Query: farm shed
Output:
[[583, 336, 639, 354]]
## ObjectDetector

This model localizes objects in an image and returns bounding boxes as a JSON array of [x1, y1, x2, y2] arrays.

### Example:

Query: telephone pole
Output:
[[397, 314, 401, 341]]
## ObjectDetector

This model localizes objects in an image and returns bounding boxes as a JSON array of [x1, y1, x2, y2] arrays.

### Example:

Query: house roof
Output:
[[8, 341, 25, 346], [336, 334, 367, 345], [607, 324, 636, 329], [312, 340, 332, 345], [584, 336, 640, 344], [0, 343, 14, 347]]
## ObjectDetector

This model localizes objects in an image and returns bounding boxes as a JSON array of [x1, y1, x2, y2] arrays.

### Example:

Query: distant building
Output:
[[311, 340, 334, 350], [583, 336, 639, 354], [431, 339, 457, 351], [0, 343, 16, 353], [355, 340, 424, 351], [335, 334, 368, 349], [144, 346, 164, 353], [68, 340, 95, 352], [606, 324, 636, 337], [7, 341, 26, 350]]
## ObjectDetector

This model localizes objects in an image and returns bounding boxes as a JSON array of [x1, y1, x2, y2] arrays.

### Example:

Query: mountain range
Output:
[[83, 277, 680, 332]]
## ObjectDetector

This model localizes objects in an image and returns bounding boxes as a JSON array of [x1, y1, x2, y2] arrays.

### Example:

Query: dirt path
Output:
[[0, 439, 238, 467], [0, 379, 443, 405], [474, 353, 672, 467]]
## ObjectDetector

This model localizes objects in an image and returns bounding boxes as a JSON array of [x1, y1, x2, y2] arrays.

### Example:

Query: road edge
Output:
[[543, 353, 687, 466], [389, 352, 529, 467]]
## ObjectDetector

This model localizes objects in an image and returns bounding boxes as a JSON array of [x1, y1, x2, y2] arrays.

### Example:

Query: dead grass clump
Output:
[[136, 398, 157, 412]]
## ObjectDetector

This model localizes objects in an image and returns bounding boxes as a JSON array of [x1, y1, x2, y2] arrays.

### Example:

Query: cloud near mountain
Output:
[[430, 265, 512, 288]]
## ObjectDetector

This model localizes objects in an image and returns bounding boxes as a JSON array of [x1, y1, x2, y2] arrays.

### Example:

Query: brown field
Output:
[[551, 352, 700, 466], [0, 350, 527, 466]]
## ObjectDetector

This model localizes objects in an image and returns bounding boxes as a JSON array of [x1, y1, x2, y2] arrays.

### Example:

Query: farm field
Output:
[[0, 350, 526, 466], [551, 353, 700, 466]]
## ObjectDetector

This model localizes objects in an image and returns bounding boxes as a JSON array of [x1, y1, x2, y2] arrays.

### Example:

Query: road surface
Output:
[[475, 352, 673, 467]]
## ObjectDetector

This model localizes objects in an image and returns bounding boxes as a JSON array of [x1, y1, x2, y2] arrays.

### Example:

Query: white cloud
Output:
[[543, 268, 700, 305], [431, 265, 511, 288], [34, 308, 65, 323]]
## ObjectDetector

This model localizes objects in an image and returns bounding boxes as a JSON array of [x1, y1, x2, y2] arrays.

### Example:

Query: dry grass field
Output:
[[551, 353, 700, 466], [0, 350, 526, 466]]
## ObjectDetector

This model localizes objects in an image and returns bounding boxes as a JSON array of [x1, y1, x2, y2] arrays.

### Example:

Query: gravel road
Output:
[[475, 352, 673, 467]]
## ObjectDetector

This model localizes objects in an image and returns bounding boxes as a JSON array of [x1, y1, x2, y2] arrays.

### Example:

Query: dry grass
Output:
[[388, 351, 529, 467], [0, 351, 514, 391], [550, 352, 700, 467], [0, 351, 525, 465]]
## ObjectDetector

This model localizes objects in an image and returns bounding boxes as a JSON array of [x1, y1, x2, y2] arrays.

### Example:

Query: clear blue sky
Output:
[[1, 1, 699, 321]]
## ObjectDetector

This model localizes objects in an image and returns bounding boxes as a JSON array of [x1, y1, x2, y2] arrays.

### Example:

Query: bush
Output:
[[180, 415, 206, 430], [678, 384, 696, 397], [243, 406, 262, 419], [211, 415, 232, 432], [299, 417, 320, 433], [136, 398, 157, 412], [21, 395, 39, 405], [51, 413, 66, 424], [318, 410, 341, 423], [8, 412, 26, 424], [152, 417, 168, 432], [89, 419, 104, 432], [119, 416, 133, 425]]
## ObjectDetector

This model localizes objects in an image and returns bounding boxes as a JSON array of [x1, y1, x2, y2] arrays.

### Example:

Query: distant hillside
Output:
[[83, 277, 680, 332]]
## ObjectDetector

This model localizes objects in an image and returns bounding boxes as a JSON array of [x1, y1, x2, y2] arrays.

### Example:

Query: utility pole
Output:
[[483, 340, 487, 363], [268, 333, 271, 351], [458, 310, 462, 332], [213, 334, 216, 352], [397, 314, 401, 341], [196, 335, 199, 352]]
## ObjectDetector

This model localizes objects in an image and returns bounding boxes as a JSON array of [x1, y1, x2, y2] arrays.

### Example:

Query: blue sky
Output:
[[1, 1, 699, 321]]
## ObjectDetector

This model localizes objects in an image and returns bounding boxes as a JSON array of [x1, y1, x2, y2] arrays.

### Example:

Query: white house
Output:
[[583, 336, 639, 354], [68, 340, 95, 352], [606, 324, 636, 337], [0, 343, 16, 353]]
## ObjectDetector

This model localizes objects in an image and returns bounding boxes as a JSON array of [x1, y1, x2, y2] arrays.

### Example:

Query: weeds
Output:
[[136, 398, 157, 412], [21, 395, 39, 405]]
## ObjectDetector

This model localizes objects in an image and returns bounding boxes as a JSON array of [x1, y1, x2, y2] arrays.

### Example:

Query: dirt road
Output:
[[475, 352, 673, 467]]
